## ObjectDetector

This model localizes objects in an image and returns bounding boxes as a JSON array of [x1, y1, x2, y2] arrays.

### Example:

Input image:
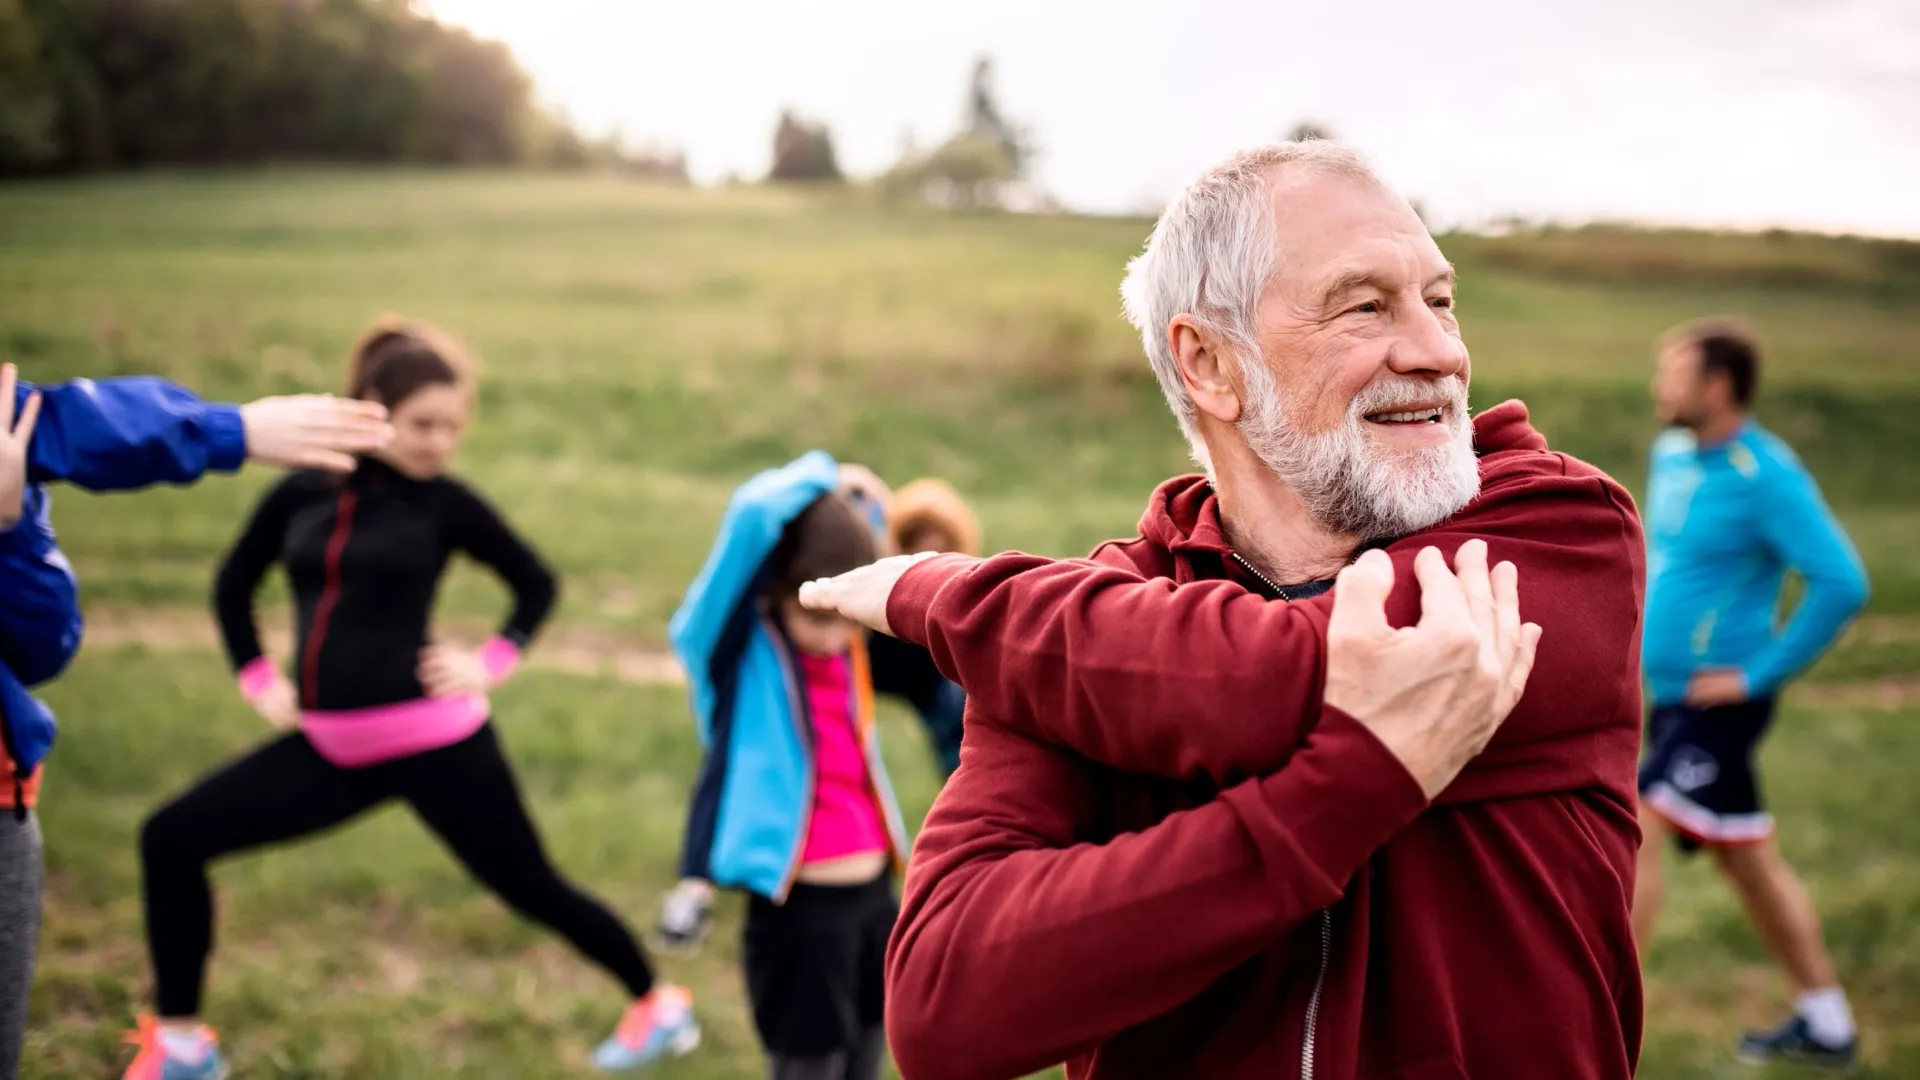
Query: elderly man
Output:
[[803, 143, 1645, 1080]]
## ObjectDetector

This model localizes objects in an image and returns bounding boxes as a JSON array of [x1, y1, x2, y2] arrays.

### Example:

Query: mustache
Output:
[[1348, 376, 1470, 418]]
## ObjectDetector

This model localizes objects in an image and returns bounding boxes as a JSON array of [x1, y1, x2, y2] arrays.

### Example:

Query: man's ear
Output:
[[1169, 315, 1242, 424]]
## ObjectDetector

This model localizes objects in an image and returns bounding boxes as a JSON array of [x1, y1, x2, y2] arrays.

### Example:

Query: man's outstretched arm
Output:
[[806, 467, 1633, 790]]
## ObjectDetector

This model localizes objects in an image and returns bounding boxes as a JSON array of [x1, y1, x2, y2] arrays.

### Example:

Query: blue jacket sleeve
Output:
[[0, 654, 58, 780], [0, 485, 82, 686], [1742, 456, 1870, 695], [667, 451, 840, 734], [22, 377, 248, 491]]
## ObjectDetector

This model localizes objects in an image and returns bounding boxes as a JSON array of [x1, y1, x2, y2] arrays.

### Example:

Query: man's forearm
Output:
[[888, 553, 1331, 785]]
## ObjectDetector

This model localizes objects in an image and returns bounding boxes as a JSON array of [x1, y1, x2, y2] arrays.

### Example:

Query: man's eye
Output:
[[1430, 296, 1456, 310], [1350, 300, 1381, 315]]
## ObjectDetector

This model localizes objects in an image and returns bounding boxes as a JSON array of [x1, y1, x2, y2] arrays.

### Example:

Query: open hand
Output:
[[240, 394, 392, 472], [798, 551, 948, 637], [0, 364, 45, 529]]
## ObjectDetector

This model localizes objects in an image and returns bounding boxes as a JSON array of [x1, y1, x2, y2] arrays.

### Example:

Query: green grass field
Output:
[[3, 170, 1917, 1078]]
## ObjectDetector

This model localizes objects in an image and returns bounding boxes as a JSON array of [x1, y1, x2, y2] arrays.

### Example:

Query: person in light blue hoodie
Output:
[[0, 363, 389, 1080], [1633, 321, 1869, 1070], [659, 452, 910, 1080]]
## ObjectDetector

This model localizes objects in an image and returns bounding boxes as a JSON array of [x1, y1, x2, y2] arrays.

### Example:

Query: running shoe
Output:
[[1736, 1014, 1858, 1070], [121, 1015, 229, 1080], [592, 985, 700, 1071]]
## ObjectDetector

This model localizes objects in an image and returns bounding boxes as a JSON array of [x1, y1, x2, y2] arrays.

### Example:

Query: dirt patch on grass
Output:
[[1793, 678, 1920, 710]]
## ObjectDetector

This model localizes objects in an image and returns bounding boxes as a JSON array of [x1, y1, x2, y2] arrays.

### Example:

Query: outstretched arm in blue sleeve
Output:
[[21, 377, 248, 491]]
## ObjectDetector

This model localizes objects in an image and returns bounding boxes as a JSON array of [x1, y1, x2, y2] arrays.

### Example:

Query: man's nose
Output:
[[1386, 301, 1468, 380]]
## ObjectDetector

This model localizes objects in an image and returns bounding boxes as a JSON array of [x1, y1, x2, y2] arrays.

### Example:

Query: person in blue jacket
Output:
[[657, 452, 910, 1080], [1632, 321, 1871, 1069], [0, 362, 389, 1080]]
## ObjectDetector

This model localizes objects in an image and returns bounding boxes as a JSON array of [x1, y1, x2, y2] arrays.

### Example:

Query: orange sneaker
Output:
[[592, 985, 700, 1070], [121, 1015, 228, 1080]]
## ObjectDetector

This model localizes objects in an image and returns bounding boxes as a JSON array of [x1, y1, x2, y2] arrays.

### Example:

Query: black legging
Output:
[[140, 722, 654, 1017]]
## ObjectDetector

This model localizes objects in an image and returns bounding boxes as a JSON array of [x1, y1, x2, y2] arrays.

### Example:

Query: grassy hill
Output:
[[3, 170, 1916, 1078]]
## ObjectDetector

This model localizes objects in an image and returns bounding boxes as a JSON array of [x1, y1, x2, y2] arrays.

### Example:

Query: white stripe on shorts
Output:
[[1645, 782, 1774, 843]]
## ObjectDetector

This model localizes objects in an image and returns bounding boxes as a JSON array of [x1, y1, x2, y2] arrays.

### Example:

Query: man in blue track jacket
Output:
[[1632, 321, 1870, 1069]]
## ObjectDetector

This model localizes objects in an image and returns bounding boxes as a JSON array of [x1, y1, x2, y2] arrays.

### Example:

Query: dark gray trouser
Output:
[[0, 810, 43, 1080], [767, 1025, 886, 1080]]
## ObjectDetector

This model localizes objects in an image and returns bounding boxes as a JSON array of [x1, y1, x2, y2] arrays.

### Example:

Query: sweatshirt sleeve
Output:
[[0, 654, 59, 780], [1740, 455, 1869, 695], [885, 707, 1427, 1080], [447, 480, 559, 651], [24, 377, 248, 490], [212, 476, 305, 673], [887, 552, 1331, 785], [885, 465, 1644, 793], [0, 486, 82, 687]]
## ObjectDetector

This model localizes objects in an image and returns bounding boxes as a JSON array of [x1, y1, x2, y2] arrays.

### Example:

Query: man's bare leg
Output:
[[1714, 838, 1838, 990], [1632, 805, 1670, 948], [1715, 837, 1856, 1054]]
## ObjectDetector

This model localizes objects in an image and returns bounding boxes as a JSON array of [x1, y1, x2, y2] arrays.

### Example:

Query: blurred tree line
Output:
[[876, 56, 1038, 210], [0, 0, 684, 178]]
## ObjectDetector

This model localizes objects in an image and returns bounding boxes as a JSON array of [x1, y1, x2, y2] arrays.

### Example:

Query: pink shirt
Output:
[[798, 652, 888, 865]]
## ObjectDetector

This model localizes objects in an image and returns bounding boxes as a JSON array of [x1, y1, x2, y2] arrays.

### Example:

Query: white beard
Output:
[[1238, 366, 1480, 541]]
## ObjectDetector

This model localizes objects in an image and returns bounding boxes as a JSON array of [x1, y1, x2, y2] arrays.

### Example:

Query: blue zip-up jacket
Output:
[[669, 451, 909, 901], [2, 377, 247, 806], [1642, 420, 1869, 706]]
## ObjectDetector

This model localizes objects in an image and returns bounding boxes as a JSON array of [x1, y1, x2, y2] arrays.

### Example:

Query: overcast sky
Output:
[[427, 0, 1920, 236]]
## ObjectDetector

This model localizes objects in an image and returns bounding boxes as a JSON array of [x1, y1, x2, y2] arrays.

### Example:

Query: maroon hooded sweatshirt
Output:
[[881, 401, 1646, 1080]]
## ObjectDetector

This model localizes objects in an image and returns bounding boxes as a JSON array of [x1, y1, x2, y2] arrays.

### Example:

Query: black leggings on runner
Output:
[[140, 722, 655, 1017]]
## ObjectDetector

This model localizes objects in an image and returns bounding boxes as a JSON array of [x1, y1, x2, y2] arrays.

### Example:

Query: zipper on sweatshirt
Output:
[[1301, 906, 1332, 1079], [1232, 549, 1334, 1079], [1231, 551, 1284, 596], [301, 490, 358, 709]]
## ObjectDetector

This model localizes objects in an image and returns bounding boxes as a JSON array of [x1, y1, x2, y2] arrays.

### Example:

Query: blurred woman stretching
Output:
[[124, 319, 695, 1079]]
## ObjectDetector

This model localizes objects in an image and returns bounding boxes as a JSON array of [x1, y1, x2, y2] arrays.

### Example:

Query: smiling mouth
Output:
[[1364, 405, 1447, 425]]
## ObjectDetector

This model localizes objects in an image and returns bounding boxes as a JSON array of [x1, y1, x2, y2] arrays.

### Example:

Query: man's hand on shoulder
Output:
[[1324, 540, 1543, 799]]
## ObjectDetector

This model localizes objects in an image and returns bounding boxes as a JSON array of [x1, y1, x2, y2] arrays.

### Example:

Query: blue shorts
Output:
[[1638, 698, 1777, 853]]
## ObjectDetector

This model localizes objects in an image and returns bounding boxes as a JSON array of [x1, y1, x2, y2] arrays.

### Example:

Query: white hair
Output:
[[1119, 142, 1383, 475]]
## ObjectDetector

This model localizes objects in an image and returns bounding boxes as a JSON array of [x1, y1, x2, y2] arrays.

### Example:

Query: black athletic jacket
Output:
[[213, 457, 557, 711]]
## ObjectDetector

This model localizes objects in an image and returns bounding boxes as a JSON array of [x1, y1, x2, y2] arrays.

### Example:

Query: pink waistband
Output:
[[300, 695, 488, 768]]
